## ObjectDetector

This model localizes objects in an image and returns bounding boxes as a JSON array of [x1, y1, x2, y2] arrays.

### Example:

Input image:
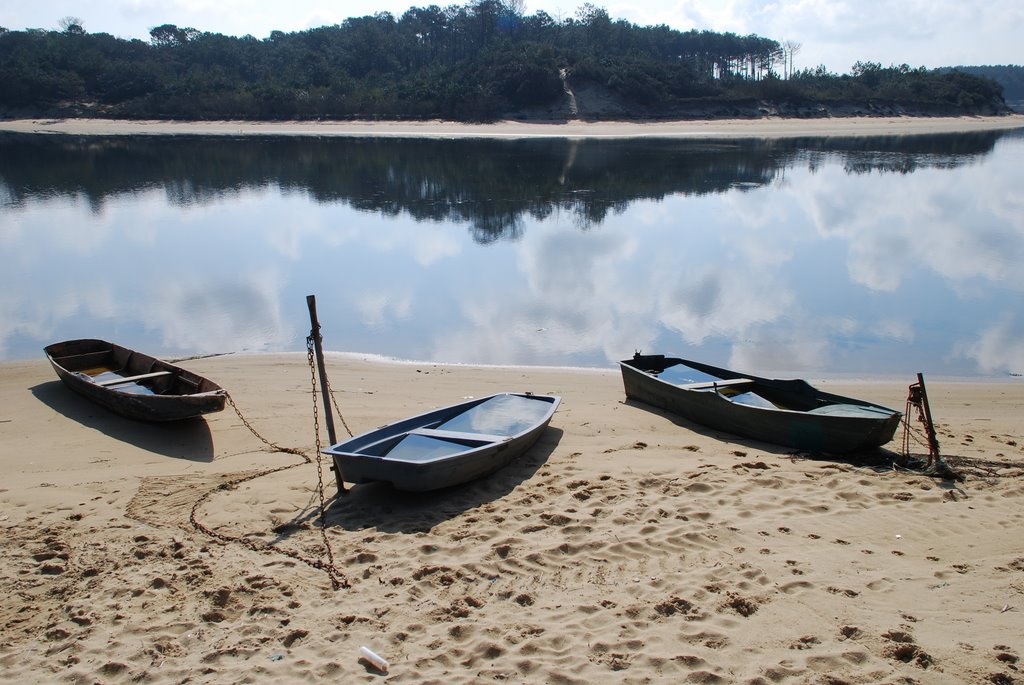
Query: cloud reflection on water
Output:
[[1, 132, 1022, 377], [961, 314, 1024, 375]]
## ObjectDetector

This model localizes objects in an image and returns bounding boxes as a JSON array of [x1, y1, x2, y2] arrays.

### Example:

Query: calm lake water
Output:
[[2, 129, 1023, 378]]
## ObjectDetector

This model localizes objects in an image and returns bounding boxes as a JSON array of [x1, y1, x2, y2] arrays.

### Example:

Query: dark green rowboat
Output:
[[620, 353, 901, 454]]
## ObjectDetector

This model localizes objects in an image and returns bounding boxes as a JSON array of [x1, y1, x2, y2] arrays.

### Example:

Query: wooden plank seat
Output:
[[95, 370, 173, 387], [676, 377, 755, 390], [408, 428, 510, 443]]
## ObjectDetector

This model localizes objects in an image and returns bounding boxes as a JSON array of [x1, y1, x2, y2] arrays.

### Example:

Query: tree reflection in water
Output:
[[0, 131, 1010, 239], [1, 129, 1021, 374]]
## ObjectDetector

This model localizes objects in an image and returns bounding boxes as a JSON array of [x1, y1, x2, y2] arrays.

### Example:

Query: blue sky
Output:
[[2, 1, 1021, 74]]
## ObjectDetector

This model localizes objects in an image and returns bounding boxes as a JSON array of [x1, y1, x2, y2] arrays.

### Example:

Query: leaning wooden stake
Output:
[[916, 373, 942, 469], [906, 372, 941, 469], [904, 373, 963, 481], [306, 295, 337, 446]]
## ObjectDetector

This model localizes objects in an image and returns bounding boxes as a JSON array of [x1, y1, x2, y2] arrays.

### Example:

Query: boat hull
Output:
[[44, 339, 226, 422], [620, 354, 900, 454], [323, 393, 560, 491]]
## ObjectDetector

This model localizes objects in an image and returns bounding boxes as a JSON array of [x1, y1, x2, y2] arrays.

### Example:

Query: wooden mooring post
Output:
[[306, 295, 337, 446], [905, 372, 941, 469]]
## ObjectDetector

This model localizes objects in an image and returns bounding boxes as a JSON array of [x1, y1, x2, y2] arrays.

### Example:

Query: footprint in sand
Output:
[[514, 593, 534, 606], [789, 635, 820, 650], [882, 630, 933, 668], [720, 593, 760, 617], [778, 580, 813, 595], [839, 625, 861, 640]]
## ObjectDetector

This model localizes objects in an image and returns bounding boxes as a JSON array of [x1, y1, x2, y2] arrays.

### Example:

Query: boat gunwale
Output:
[[636, 370, 899, 420], [44, 338, 227, 421], [323, 392, 560, 466], [619, 356, 901, 418], [45, 338, 225, 395], [618, 353, 902, 453]]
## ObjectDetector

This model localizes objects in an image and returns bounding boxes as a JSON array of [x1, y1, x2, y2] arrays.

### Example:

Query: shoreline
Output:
[[12, 349, 1022, 387], [207, 350, 1024, 384], [21, 348, 1020, 385], [2, 114, 1023, 138]]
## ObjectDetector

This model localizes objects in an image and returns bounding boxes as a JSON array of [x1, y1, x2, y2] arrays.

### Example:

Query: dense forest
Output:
[[941, 65, 1024, 109], [0, 0, 1012, 122]]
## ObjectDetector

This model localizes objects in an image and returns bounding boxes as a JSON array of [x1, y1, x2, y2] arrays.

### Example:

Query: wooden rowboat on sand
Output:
[[44, 338, 227, 422]]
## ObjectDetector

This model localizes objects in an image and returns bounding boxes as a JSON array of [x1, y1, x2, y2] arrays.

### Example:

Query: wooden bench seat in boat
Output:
[[676, 377, 755, 390], [408, 428, 511, 443], [95, 370, 173, 387]]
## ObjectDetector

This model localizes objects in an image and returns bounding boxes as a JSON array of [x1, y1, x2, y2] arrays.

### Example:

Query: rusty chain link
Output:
[[901, 414, 933, 452], [324, 369, 354, 440], [901, 391, 940, 457], [226, 393, 310, 461], [899, 385, 962, 480], [186, 346, 351, 590], [306, 334, 343, 588], [187, 460, 351, 587]]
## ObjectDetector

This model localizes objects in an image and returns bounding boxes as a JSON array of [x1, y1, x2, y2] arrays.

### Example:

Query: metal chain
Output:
[[226, 393, 310, 460], [187, 462, 349, 588], [306, 335, 344, 588], [185, 360, 350, 590], [900, 392, 961, 480], [323, 371, 354, 439], [901, 397, 938, 455], [901, 414, 932, 452]]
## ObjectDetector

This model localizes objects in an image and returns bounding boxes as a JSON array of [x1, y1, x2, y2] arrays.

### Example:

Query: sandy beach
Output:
[[1, 352, 1022, 683], [2, 114, 1024, 138]]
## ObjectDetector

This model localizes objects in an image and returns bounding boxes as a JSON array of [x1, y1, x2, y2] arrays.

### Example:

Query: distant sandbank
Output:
[[2, 114, 1023, 138]]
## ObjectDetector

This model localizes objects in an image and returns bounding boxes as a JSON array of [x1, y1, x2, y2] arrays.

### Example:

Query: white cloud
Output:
[[959, 314, 1024, 375]]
